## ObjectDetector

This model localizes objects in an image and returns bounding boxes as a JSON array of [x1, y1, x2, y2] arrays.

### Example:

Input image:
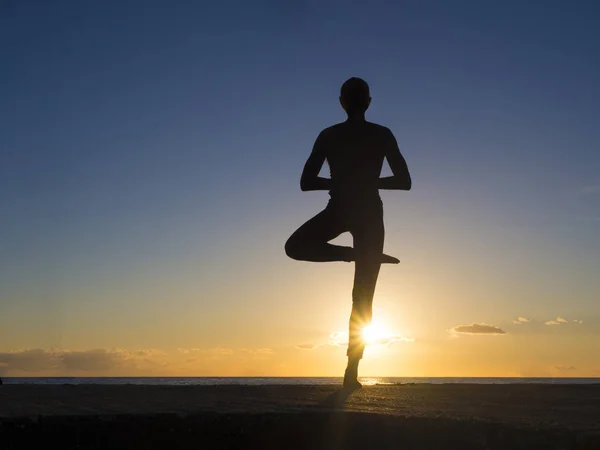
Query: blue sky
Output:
[[1, 0, 599, 376]]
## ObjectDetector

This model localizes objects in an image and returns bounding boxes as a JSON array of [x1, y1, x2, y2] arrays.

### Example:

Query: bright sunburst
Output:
[[329, 316, 412, 348], [362, 323, 389, 345]]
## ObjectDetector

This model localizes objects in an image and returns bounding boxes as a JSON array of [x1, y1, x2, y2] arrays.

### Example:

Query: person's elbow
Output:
[[394, 174, 411, 191], [300, 177, 311, 191]]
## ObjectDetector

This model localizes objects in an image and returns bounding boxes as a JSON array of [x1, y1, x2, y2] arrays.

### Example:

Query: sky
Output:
[[1, 0, 599, 377]]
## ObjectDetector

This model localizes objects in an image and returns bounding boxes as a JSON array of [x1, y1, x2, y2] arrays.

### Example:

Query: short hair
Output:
[[340, 77, 370, 113]]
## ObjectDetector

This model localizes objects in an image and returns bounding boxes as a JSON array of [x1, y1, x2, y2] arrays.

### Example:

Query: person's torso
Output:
[[321, 120, 388, 203]]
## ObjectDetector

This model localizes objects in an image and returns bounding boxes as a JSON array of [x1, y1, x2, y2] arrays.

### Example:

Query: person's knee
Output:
[[285, 234, 302, 260], [352, 285, 374, 301], [351, 296, 373, 322]]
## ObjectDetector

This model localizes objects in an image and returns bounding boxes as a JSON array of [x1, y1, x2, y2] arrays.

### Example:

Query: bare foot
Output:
[[343, 378, 362, 391], [344, 253, 399, 264], [381, 253, 400, 264], [343, 368, 363, 391]]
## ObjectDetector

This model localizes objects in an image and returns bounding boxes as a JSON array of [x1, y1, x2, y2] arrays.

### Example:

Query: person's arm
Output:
[[379, 128, 412, 190], [300, 131, 332, 191]]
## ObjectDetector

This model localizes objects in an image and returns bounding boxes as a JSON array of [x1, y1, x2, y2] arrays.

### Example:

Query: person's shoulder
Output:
[[315, 123, 346, 141], [366, 121, 394, 135], [320, 122, 346, 134]]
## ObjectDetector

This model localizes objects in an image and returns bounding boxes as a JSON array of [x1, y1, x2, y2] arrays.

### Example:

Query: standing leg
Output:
[[344, 203, 385, 389]]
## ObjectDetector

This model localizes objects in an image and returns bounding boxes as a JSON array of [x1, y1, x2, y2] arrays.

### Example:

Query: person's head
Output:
[[340, 77, 371, 116]]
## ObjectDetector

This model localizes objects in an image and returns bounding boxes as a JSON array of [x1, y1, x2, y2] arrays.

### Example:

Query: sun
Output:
[[362, 323, 388, 345]]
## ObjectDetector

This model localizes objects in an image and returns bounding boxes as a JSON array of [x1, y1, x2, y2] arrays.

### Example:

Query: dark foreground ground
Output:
[[1, 384, 599, 449]]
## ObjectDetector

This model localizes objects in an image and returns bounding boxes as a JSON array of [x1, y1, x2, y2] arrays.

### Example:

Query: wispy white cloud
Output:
[[329, 332, 348, 347], [545, 317, 568, 325], [240, 348, 274, 356], [296, 344, 321, 350], [177, 348, 234, 355], [369, 335, 415, 345], [451, 324, 506, 335], [513, 317, 530, 324], [327, 331, 413, 347], [555, 365, 576, 372]]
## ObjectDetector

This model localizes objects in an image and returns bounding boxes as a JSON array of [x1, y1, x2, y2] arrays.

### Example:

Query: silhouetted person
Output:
[[285, 78, 411, 389]]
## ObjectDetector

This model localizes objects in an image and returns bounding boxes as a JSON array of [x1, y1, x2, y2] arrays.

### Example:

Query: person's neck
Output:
[[346, 113, 366, 122]]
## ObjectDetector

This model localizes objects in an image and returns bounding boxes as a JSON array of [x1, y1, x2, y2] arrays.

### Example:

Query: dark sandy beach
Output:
[[1, 384, 599, 449]]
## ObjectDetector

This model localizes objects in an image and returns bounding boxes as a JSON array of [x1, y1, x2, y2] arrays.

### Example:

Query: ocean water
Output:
[[2, 377, 599, 386]]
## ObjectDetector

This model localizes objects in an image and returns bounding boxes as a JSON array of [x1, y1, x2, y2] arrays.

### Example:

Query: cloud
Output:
[[573, 319, 584, 324], [0, 347, 274, 376], [0, 348, 154, 374], [240, 348, 274, 356], [296, 344, 320, 350], [177, 348, 234, 356], [513, 317, 530, 324], [175, 347, 273, 364], [545, 317, 568, 325], [133, 349, 166, 357], [367, 336, 415, 345], [329, 332, 348, 347], [451, 324, 506, 335], [327, 331, 413, 347], [555, 365, 577, 372], [61, 349, 132, 372], [0, 349, 59, 372]]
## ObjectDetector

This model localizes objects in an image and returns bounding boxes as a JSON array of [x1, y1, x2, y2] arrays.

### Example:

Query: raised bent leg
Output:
[[285, 205, 398, 264], [285, 207, 350, 262]]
